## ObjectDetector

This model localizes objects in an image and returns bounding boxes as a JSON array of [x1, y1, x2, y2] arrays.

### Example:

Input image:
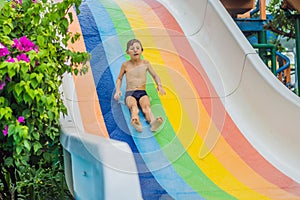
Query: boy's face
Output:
[[127, 42, 142, 60]]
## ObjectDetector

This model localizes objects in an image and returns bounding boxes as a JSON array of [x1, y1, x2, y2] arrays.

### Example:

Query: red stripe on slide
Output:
[[143, 0, 300, 196]]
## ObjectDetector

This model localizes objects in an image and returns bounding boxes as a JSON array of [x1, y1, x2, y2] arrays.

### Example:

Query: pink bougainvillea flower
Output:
[[6, 75, 11, 82], [2, 125, 8, 136], [6, 56, 16, 63], [12, 38, 23, 51], [12, 0, 35, 5], [20, 36, 36, 52], [0, 43, 10, 58], [12, 36, 38, 53], [6, 57, 15, 62], [17, 53, 30, 63], [33, 45, 39, 53], [0, 81, 6, 90], [12, 0, 22, 7], [17, 116, 25, 123]]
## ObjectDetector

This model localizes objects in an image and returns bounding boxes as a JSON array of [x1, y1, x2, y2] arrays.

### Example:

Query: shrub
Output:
[[0, 0, 89, 199]]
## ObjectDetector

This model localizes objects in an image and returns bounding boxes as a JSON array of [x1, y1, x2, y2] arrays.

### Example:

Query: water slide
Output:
[[60, 0, 300, 199]]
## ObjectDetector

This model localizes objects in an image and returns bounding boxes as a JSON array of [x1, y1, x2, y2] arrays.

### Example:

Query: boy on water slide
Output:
[[114, 39, 166, 132]]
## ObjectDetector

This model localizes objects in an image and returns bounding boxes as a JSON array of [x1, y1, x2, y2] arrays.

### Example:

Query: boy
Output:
[[114, 39, 166, 132]]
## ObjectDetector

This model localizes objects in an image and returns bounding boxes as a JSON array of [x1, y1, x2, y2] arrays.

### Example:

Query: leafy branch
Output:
[[0, 0, 89, 199]]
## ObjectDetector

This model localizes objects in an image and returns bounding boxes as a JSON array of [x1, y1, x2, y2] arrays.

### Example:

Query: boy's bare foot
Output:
[[150, 116, 163, 132], [131, 118, 142, 132]]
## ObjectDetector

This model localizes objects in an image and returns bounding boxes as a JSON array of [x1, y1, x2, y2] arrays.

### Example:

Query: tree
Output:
[[265, 0, 299, 39]]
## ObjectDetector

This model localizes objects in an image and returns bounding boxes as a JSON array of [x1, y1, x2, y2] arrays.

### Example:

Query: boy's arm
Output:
[[147, 62, 166, 95], [114, 64, 126, 100]]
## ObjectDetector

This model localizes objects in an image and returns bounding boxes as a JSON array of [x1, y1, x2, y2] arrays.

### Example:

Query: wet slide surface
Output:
[[68, 0, 300, 199]]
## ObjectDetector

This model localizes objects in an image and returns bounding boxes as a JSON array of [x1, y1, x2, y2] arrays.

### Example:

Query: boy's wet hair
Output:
[[126, 39, 144, 52]]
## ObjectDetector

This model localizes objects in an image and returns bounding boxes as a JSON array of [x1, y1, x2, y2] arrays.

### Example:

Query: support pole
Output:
[[257, 31, 268, 64], [259, 0, 266, 20], [294, 15, 300, 96], [252, 43, 277, 75]]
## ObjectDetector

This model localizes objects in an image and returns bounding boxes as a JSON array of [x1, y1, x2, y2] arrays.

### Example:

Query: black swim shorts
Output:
[[125, 90, 148, 103]]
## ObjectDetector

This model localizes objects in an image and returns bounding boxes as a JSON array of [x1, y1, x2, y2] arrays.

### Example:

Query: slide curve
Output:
[[61, 0, 300, 199]]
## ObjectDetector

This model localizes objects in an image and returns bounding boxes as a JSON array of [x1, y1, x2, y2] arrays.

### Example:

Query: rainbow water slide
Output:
[[60, 0, 300, 199]]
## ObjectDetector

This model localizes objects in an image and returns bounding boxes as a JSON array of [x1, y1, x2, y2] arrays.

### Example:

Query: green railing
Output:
[[252, 43, 277, 75]]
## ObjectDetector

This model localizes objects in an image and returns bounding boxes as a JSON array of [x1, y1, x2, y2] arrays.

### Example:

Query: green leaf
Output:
[[24, 82, 35, 100], [74, 68, 78, 75], [21, 110, 31, 123], [3, 24, 11, 35], [0, 97, 5, 104], [0, 62, 7, 71], [14, 83, 23, 97], [60, 18, 69, 35], [20, 62, 30, 75], [36, 73, 44, 83], [48, 111, 54, 120], [37, 49, 48, 58], [23, 140, 31, 151], [23, 93, 32, 104], [37, 35, 45, 48], [0, 0, 5, 10], [32, 131, 40, 140], [7, 63, 17, 78], [16, 145, 23, 155], [33, 14, 40, 25], [4, 157, 14, 167], [33, 142, 42, 153], [68, 12, 73, 24], [21, 125, 28, 139], [0, 107, 12, 120], [8, 124, 15, 137], [31, 79, 39, 89]]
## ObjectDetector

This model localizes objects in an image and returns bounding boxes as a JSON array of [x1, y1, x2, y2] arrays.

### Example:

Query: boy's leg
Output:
[[139, 95, 154, 123], [139, 96, 163, 132], [126, 96, 142, 132]]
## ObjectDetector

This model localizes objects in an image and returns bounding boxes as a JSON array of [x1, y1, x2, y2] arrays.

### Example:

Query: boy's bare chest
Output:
[[126, 65, 147, 77]]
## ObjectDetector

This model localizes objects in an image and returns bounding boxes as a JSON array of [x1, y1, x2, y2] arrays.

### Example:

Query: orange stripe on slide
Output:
[[67, 8, 109, 137]]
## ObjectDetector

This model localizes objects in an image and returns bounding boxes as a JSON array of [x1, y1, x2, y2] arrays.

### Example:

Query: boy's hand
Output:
[[114, 91, 122, 100], [157, 85, 166, 95]]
